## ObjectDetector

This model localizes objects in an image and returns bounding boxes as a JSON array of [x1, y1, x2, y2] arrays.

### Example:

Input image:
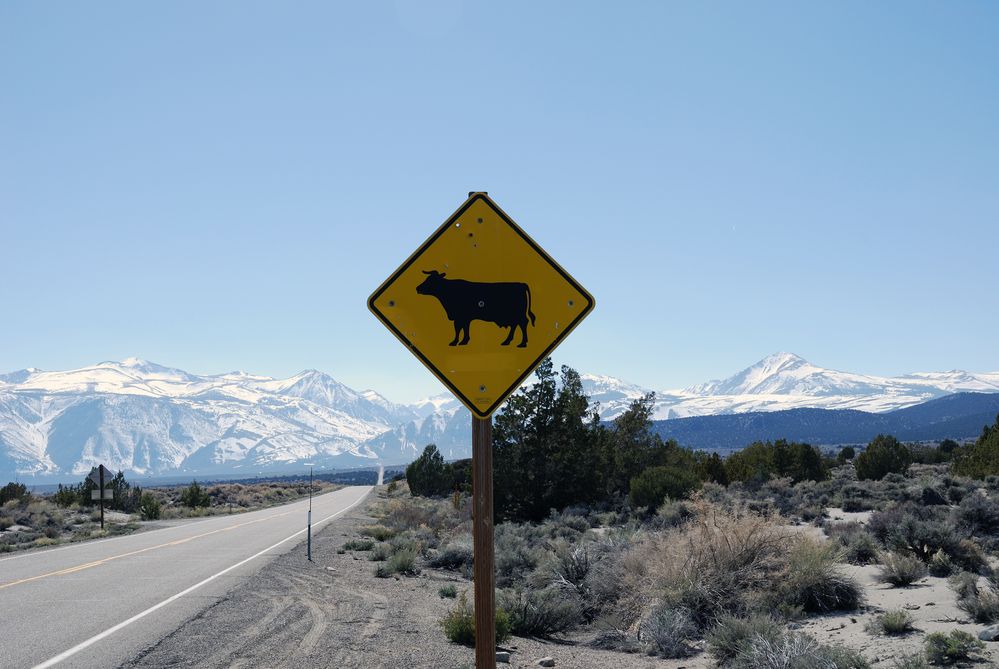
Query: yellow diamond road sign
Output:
[[368, 193, 595, 418]]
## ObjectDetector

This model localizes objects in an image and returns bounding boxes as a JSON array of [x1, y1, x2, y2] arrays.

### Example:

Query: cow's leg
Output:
[[459, 321, 471, 345], [449, 322, 461, 346], [500, 325, 515, 346], [517, 321, 529, 348]]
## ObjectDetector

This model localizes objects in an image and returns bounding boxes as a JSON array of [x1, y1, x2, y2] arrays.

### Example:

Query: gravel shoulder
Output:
[[120, 489, 697, 669]]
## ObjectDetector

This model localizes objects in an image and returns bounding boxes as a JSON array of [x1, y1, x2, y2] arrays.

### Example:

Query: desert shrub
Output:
[[654, 499, 696, 529], [498, 587, 584, 637], [731, 631, 869, 669], [494, 524, 542, 587], [949, 571, 978, 599], [368, 542, 392, 561], [438, 584, 458, 598], [429, 541, 474, 571], [955, 492, 999, 536], [638, 605, 696, 658], [392, 525, 438, 554], [870, 503, 983, 570], [856, 435, 911, 481], [892, 654, 930, 669], [138, 492, 161, 520], [578, 538, 630, 619], [550, 541, 590, 588], [439, 592, 510, 645], [629, 466, 701, 511], [878, 552, 927, 587], [343, 539, 374, 551], [0, 515, 13, 531], [359, 524, 396, 541], [949, 574, 999, 623], [375, 548, 420, 577], [826, 522, 878, 564], [923, 630, 984, 665], [614, 502, 790, 631], [542, 510, 591, 538], [866, 609, 915, 636], [707, 614, 783, 664], [928, 549, 955, 577], [777, 538, 863, 613]]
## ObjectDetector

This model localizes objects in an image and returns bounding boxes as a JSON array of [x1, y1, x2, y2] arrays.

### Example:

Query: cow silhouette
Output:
[[416, 270, 536, 347]]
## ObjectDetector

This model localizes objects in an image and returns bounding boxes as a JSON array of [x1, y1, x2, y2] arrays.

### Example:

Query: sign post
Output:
[[471, 416, 495, 668], [88, 464, 114, 530], [369, 192, 594, 668]]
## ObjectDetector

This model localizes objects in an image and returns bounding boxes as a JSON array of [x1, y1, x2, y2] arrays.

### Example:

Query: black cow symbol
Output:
[[416, 270, 536, 347]]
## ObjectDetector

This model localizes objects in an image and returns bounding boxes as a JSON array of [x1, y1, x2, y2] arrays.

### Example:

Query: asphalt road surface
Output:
[[0, 485, 371, 669]]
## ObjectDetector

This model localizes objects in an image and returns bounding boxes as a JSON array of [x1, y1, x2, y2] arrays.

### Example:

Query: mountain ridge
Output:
[[2, 353, 998, 479]]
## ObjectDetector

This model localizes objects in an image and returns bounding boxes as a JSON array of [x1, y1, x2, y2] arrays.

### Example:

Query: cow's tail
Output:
[[526, 285, 536, 326]]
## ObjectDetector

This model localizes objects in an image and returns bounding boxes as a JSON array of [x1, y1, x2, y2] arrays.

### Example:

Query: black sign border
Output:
[[367, 193, 596, 418]]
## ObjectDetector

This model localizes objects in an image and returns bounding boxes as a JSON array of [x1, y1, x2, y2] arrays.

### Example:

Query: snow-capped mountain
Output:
[[0, 360, 419, 478], [587, 352, 999, 420], [2, 353, 998, 479]]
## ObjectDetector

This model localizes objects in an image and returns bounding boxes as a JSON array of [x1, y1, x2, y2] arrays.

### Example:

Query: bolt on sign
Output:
[[368, 192, 595, 418]]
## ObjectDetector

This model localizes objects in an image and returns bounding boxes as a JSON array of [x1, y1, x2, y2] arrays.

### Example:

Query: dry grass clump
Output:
[[638, 604, 697, 658], [497, 586, 584, 638], [614, 501, 792, 630], [730, 631, 869, 669], [877, 552, 927, 587], [950, 572, 999, 623], [779, 538, 864, 614], [866, 609, 916, 636]]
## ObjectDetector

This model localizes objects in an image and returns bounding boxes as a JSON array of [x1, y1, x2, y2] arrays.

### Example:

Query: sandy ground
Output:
[[803, 564, 999, 665], [800, 508, 999, 665]]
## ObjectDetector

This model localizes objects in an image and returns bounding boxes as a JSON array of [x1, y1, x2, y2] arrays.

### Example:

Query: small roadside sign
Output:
[[91, 489, 114, 501], [368, 192, 594, 417], [87, 464, 114, 487]]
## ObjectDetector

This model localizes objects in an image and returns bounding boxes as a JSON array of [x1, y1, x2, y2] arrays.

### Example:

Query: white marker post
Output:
[[304, 463, 315, 561]]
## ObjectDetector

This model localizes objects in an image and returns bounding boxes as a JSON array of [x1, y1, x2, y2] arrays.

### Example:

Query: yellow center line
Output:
[[0, 509, 296, 591]]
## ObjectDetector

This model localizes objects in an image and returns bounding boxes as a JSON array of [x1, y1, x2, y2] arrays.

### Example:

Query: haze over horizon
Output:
[[3, 2, 997, 403]]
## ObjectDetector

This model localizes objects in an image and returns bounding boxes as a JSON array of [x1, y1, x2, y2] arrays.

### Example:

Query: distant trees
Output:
[[629, 465, 701, 511], [724, 439, 829, 484], [952, 415, 999, 479], [139, 492, 161, 520], [50, 468, 143, 511], [0, 482, 29, 505], [493, 361, 606, 522], [405, 446, 471, 497], [180, 480, 211, 508], [407, 445, 452, 497], [855, 434, 911, 480], [837, 446, 856, 463]]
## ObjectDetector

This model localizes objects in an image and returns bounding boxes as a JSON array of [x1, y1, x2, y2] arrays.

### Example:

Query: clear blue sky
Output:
[[2, 1, 997, 403]]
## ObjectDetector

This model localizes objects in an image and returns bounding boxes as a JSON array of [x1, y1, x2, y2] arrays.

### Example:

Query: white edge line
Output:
[[0, 487, 350, 564], [32, 486, 372, 669]]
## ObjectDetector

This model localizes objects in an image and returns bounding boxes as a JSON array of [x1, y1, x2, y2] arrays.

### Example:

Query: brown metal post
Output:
[[472, 416, 495, 669]]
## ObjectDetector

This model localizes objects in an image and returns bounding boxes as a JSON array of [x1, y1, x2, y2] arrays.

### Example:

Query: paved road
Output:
[[0, 485, 371, 669]]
